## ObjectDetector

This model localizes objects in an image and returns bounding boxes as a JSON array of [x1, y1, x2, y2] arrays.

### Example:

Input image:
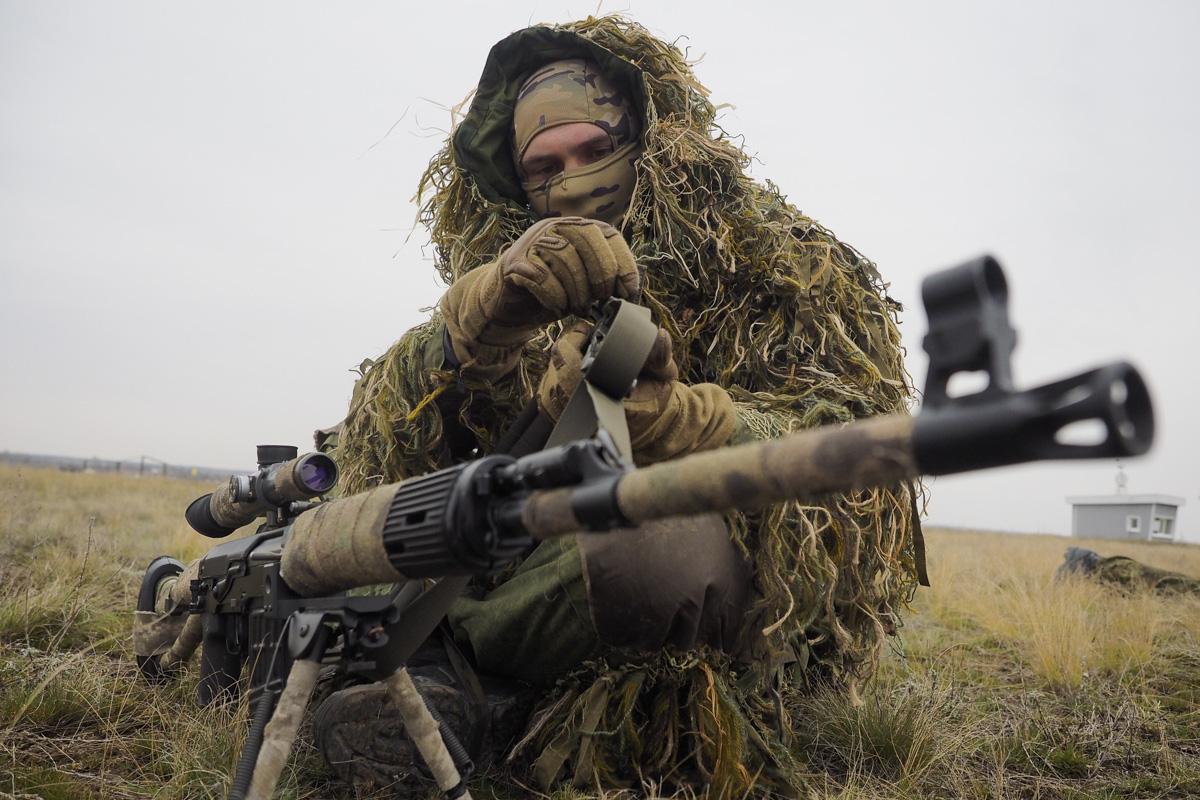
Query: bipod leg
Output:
[[237, 617, 332, 800], [384, 666, 474, 800], [227, 686, 279, 800]]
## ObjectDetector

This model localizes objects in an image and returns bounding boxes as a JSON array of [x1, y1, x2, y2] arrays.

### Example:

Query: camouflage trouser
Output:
[[446, 513, 753, 686], [1058, 546, 1200, 594]]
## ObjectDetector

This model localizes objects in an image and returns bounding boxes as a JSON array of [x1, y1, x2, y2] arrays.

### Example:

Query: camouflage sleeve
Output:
[[729, 402, 796, 446], [727, 391, 861, 446], [727, 389, 929, 588], [334, 311, 538, 496], [333, 316, 450, 495]]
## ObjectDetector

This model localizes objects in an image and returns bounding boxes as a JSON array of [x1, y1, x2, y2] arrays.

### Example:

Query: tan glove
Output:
[[440, 217, 640, 380], [538, 321, 736, 465]]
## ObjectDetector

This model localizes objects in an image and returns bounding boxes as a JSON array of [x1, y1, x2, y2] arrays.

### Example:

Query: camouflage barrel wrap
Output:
[[279, 482, 406, 596], [206, 481, 260, 531], [205, 454, 335, 532], [161, 613, 203, 669], [170, 558, 201, 607], [267, 454, 329, 505], [619, 414, 918, 523], [131, 610, 187, 657], [520, 414, 919, 538]]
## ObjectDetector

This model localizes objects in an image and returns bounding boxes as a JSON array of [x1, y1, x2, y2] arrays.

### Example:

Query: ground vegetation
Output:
[[2, 464, 1197, 798]]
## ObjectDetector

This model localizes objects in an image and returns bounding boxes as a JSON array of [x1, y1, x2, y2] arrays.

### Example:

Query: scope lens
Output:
[[298, 455, 337, 493]]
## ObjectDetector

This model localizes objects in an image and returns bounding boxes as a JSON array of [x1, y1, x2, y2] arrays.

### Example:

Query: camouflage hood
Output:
[[380, 12, 922, 679], [451, 27, 647, 210], [421, 16, 909, 408]]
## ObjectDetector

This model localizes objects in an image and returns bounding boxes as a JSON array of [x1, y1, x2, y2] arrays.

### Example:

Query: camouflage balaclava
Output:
[[513, 58, 641, 227]]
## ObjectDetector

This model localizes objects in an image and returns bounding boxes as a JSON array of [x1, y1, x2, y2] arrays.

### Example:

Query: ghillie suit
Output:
[[334, 15, 924, 795], [1057, 546, 1200, 594]]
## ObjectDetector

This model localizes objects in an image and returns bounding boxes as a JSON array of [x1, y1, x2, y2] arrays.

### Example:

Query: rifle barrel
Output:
[[519, 361, 1152, 539], [521, 414, 917, 539], [279, 360, 1152, 594]]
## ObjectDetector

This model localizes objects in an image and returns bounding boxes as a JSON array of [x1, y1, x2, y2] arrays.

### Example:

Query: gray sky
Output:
[[2, 1, 1197, 540]]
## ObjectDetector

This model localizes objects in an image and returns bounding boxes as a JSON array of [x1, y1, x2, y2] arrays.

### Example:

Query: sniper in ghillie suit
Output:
[[128, 14, 1163, 800]]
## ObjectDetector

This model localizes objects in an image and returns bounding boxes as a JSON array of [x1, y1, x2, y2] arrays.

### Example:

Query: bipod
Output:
[[224, 576, 475, 800]]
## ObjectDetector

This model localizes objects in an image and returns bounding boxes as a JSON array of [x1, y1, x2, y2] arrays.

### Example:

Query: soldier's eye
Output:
[[524, 160, 561, 182]]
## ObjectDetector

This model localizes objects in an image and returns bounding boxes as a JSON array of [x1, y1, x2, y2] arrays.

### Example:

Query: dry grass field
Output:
[[2, 462, 1198, 799]]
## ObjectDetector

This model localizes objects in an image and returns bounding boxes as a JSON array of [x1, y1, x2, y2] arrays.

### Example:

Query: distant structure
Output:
[[1067, 494, 1184, 542], [0, 451, 236, 482], [1067, 463, 1184, 541]]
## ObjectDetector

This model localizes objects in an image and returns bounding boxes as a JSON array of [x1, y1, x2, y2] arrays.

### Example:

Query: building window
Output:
[[1153, 517, 1173, 535], [1126, 515, 1141, 533]]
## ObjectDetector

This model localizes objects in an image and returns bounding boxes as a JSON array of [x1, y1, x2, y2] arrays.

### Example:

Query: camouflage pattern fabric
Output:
[[522, 142, 639, 227], [514, 59, 641, 226], [512, 59, 639, 159], [1058, 546, 1200, 594], [447, 514, 749, 685], [1097, 556, 1200, 593]]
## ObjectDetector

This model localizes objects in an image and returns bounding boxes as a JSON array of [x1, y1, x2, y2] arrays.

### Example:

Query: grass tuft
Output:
[[793, 675, 969, 792]]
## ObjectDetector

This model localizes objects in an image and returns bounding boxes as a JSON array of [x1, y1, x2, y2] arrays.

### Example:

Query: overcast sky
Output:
[[2, 1, 1197, 540]]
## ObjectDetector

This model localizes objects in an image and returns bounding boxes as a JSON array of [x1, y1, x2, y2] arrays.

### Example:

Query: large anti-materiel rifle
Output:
[[133, 256, 1154, 800]]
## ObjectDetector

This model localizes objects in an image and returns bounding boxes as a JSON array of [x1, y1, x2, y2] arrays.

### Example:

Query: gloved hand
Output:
[[538, 321, 736, 465], [440, 217, 640, 380]]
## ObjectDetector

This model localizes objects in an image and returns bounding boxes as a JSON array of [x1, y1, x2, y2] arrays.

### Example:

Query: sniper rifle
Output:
[[132, 255, 1154, 800]]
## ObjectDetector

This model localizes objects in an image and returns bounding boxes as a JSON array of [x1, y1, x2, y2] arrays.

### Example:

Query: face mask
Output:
[[522, 141, 639, 227]]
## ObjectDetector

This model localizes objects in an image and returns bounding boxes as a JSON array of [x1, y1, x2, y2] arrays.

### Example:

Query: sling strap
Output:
[[544, 299, 659, 462]]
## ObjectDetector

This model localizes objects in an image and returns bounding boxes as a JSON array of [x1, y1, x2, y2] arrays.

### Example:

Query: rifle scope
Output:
[[187, 446, 338, 538]]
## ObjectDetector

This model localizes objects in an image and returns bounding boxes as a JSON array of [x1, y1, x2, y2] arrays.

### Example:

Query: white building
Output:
[[1066, 494, 1185, 542]]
